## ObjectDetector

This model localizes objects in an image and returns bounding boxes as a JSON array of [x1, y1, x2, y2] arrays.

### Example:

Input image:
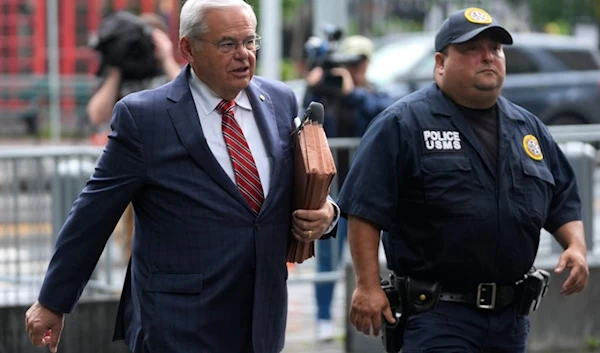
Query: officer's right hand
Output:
[[25, 301, 65, 353], [554, 245, 589, 295], [350, 285, 395, 337]]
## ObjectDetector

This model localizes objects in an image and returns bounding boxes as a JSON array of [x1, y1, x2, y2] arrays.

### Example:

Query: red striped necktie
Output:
[[217, 99, 264, 214]]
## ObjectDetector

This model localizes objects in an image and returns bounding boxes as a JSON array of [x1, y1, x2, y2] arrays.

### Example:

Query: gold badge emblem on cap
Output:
[[464, 7, 493, 24], [522, 135, 543, 161]]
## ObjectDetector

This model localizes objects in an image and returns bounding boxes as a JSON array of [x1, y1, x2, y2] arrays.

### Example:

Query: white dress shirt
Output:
[[187, 69, 340, 231], [188, 69, 271, 198]]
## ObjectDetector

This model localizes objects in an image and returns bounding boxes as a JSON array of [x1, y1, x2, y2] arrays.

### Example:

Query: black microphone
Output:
[[292, 101, 325, 137], [304, 101, 325, 124]]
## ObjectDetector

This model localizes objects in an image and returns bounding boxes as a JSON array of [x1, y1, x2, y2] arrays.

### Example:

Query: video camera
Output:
[[304, 24, 363, 96], [90, 11, 162, 80]]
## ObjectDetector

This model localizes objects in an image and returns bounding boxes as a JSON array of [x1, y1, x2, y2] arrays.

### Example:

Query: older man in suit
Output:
[[24, 1, 338, 352]]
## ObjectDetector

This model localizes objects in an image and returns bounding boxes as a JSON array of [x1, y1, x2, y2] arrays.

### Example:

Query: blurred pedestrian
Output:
[[24, 1, 339, 352], [302, 34, 392, 341], [339, 7, 589, 352]]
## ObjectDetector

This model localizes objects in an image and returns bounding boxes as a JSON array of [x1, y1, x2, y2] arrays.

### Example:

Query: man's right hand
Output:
[[305, 66, 324, 87], [25, 301, 65, 353], [349, 285, 395, 337]]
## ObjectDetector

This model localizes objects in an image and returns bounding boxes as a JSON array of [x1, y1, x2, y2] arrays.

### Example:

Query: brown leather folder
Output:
[[287, 102, 337, 263]]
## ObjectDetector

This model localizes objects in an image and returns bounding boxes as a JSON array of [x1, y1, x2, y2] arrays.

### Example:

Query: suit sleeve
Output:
[[38, 100, 146, 313]]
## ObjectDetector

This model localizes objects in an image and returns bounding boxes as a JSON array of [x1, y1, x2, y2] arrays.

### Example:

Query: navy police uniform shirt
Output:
[[337, 83, 582, 285]]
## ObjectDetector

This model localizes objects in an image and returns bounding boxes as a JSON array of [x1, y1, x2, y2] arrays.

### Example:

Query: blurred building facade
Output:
[[1, 0, 598, 137], [0, 0, 181, 137]]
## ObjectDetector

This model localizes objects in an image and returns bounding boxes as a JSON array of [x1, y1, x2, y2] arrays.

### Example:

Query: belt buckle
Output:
[[476, 282, 497, 309]]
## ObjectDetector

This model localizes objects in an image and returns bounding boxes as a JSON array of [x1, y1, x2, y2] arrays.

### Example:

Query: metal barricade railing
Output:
[[548, 124, 600, 143], [1, 128, 599, 300], [0, 146, 127, 305]]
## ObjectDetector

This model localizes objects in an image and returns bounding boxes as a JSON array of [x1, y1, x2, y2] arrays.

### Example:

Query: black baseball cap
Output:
[[435, 7, 513, 52]]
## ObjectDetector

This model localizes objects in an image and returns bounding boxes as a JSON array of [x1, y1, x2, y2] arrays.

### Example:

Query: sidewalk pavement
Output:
[[282, 263, 347, 353]]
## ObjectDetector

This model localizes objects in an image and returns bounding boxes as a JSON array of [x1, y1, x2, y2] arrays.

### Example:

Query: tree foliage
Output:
[[245, 0, 304, 22], [527, 0, 597, 33]]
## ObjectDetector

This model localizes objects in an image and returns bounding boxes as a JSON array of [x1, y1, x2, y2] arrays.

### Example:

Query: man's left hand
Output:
[[554, 246, 589, 296], [291, 201, 335, 242]]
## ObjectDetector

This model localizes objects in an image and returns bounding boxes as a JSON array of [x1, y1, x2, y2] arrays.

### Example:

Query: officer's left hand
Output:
[[291, 200, 335, 242], [554, 246, 589, 296]]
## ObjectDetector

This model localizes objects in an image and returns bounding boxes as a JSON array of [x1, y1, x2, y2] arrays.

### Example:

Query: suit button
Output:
[[254, 223, 261, 231]]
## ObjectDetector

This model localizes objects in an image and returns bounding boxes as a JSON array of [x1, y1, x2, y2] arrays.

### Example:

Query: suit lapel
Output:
[[245, 81, 284, 214], [166, 66, 250, 211]]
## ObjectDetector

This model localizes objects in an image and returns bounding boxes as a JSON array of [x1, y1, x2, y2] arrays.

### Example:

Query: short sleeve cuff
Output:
[[339, 199, 391, 231], [544, 210, 582, 234]]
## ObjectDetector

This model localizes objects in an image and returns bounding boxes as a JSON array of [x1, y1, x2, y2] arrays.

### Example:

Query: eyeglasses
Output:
[[197, 35, 262, 54]]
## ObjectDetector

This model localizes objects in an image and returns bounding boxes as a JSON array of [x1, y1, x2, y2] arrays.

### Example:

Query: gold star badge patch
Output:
[[464, 8, 493, 24], [522, 134, 543, 161]]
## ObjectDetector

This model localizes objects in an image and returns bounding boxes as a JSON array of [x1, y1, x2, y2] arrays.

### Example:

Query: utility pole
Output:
[[47, 0, 61, 141], [312, 0, 349, 38], [259, 0, 282, 80]]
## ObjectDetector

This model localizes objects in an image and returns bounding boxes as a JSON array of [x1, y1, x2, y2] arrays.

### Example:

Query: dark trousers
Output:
[[402, 301, 530, 353]]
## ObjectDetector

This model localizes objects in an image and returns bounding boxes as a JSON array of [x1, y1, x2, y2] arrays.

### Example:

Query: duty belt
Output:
[[439, 282, 517, 310]]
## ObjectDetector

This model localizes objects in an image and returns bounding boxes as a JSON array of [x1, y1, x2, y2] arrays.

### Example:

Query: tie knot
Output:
[[217, 99, 236, 115]]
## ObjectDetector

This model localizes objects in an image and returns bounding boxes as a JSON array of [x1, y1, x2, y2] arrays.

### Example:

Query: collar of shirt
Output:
[[188, 68, 252, 115]]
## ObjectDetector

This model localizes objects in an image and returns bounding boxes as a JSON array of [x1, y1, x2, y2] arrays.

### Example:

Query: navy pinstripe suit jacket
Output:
[[38, 65, 300, 353]]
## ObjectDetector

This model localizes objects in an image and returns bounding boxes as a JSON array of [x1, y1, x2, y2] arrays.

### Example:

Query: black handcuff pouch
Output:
[[403, 276, 442, 315], [380, 275, 443, 353]]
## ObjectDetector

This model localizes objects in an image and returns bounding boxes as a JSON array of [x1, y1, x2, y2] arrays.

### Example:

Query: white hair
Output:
[[179, 0, 257, 40]]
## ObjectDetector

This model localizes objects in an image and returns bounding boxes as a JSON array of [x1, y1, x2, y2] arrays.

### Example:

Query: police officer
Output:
[[337, 7, 589, 352]]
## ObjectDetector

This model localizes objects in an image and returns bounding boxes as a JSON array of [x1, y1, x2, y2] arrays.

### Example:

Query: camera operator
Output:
[[87, 12, 181, 130], [304, 35, 391, 140], [303, 34, 393, 341]]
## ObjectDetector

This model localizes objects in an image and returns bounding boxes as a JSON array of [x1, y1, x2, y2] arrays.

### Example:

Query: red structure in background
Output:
[[7, 0, 19, 73], [33, 0, 47, 74], [2, 0, 181, 75], [0, 0, 181, 135]]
